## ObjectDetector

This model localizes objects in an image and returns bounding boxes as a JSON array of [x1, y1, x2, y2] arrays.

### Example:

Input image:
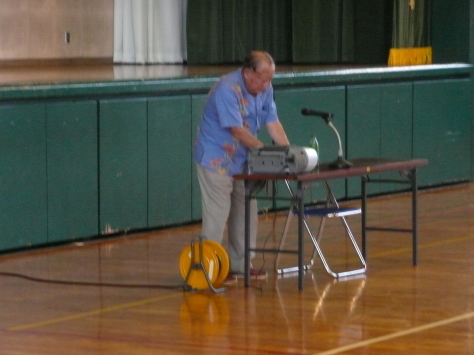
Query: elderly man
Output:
[[194, 50, 290, 284]]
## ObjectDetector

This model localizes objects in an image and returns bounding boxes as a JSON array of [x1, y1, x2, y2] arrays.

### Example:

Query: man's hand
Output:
[[230, 126, 265, 148]]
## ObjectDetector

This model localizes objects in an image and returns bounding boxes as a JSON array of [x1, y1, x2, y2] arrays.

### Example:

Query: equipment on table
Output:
[[247, 145, 318, 175]]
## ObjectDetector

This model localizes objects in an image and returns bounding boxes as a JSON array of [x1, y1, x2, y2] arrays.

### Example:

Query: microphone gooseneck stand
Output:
[[301, 108, 352, 169]]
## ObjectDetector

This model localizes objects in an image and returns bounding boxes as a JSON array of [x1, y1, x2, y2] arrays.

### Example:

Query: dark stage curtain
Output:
[[186, 0, 393, 65], [292, 0, 354, 63], [186, 0, 292, 64]]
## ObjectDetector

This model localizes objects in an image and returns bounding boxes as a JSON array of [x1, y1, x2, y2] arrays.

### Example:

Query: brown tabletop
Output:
[[234, 158, 428, 182]]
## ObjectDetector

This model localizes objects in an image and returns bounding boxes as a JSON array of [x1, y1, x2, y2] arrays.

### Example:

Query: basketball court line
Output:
[[327, 233, 474, 265], [8, 293, 180, 332], [313, 310, 474, 355]]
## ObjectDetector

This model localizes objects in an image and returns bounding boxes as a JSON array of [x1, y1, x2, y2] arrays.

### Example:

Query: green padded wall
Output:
[[414, 79, 472, 186], [99, 99, 148, 233], [347, 83, 414, 197], [0, 103, 47, 250], [347, 84, 382, 197], [148, 96, 193, 227], [46, 101, 99, 242], [380, 83, 413, 193], [0, 65, 469, 254], [191, 94, 208, 221]]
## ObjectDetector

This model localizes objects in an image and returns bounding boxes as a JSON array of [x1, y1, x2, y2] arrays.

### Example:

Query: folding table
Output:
[[234, 158, 428, 290]]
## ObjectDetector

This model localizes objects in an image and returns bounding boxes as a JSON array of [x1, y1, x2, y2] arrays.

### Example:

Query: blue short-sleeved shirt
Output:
[[194, 69, 279, 176]]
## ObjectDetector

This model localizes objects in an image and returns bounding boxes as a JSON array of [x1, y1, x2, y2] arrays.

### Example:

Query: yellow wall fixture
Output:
[[388, 46, 432, 66]]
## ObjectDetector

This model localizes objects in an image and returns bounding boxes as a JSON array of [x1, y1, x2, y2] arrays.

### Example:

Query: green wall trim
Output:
[[272, 64, 472, 86], [0, 64, 470, 102]]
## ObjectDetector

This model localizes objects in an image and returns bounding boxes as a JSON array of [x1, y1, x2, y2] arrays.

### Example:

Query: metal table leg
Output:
[[360, 169, 419, 265], [244, 180, 250, 287], [411, 168, 418, 266], [297, 181, 304, 291], [361, 175, 368, 260]]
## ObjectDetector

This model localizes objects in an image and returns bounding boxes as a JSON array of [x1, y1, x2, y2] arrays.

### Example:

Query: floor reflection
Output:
[[180, 293, 230, 338]]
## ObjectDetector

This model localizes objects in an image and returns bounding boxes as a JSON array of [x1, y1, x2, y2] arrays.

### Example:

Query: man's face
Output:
[[242, 63, 275, 95]]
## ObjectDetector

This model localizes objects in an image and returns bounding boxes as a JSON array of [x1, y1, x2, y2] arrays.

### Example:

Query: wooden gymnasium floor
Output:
[[0, 182, 473, 354]]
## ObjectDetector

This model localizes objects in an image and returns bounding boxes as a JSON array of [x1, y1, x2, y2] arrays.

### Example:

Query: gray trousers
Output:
[[196, 164, 257, 274]]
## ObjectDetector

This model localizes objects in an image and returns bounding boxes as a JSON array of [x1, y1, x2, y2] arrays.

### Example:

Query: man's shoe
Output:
[[232, 268, 268, 280]]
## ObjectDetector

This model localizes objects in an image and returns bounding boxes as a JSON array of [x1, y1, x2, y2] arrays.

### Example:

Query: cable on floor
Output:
[[0, 271, 183, 289]]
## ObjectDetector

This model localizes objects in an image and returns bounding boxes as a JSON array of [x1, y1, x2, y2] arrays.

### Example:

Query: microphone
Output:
[[301, 108, 334, 123], [301, 107, 352, 169]]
